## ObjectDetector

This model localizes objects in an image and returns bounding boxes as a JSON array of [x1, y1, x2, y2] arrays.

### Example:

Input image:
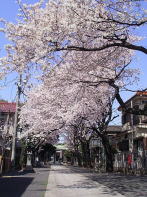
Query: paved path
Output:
[[45, 165, 125, 197], [1, 165, 147, 197], [45, 165, 147, 197], [0, 168, 49, 197]]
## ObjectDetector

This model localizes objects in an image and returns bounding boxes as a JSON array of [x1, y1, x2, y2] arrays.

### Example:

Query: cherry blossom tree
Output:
[[0, 0, 145, 114], [0, 0, 144, 171], [0, 0, 146, 75], [20, 47, 138, 171], [20, 80, 117, 170], [65, 116, 98, 167]]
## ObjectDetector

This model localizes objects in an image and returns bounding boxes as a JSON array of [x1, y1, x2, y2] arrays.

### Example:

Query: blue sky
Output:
[[0, 1, 18, 101], [0, 0, 39, 101], [0, 0, 147, 124]]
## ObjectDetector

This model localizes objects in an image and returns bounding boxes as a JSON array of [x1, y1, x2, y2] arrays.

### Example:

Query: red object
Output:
[[136, 91, 147, 96], [127, 154, 132, 165], [0, 102, 16, 113]]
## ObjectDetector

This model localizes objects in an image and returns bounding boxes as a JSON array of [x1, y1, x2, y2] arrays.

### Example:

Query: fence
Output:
[[114, 152, 147, 175]]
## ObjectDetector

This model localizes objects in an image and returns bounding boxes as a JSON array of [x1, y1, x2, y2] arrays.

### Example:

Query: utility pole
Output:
[[11, 74, 22, 168], [130, 100, 134, 152], [130, 100, 134, 169]]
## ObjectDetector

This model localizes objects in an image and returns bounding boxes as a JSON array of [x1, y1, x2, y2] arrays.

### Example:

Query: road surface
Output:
[[0, 168, 49, 197], [1, 165, 147, 197], [45, 165, 124, 197]]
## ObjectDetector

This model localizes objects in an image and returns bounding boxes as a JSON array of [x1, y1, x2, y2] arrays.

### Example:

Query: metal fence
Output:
[[114, 152, 147, 174]]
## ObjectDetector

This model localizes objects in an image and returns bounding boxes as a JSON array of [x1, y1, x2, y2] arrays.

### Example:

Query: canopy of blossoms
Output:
[[20, 49, 138, 138], [0, 0, 145, 79], [0, 0, 143, 141]]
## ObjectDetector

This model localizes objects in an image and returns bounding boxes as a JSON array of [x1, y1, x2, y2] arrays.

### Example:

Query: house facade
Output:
[[114, 92, 147, 174], [0, 102, 16, 173], [88, 92, 147, 173]]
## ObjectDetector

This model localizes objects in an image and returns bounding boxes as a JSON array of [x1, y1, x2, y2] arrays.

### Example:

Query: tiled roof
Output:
[[106, 125, 122, 133], [118, 91, 147, 111], [136, 91, 147, 96], [0, 102, 16, 113]]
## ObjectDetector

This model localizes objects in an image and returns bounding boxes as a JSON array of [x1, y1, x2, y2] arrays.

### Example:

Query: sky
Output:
[[0, 0, 147, 124], [0, 0, 40, 101]]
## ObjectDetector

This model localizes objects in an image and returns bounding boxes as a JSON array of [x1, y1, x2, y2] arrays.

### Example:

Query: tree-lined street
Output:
[[0, 1, 147, 196]]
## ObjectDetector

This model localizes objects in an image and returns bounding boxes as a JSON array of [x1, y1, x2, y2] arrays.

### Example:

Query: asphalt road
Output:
[[0, 168, 49, 197], [1, 165, 147, 197], [45, 165, 147, 197]]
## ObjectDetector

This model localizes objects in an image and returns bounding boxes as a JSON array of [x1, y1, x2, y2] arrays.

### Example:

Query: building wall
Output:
[[115, 94, 147, 173], [0, 111, 15, 173]]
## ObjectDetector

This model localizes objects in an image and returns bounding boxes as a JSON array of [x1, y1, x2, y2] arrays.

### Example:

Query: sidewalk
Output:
[[0, 167, 50, 197]]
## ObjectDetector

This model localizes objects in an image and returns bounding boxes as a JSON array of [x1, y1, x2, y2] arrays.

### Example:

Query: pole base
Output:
[[23, 165, 35, 173]]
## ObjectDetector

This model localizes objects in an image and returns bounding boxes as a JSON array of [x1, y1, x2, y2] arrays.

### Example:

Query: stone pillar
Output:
[[24, 151, 35, 173]]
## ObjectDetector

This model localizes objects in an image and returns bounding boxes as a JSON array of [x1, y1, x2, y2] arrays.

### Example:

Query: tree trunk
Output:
[[86, 142, 92, 168], [101, 135, 114, 172], [76, 151, 82, 167], [74, 145, 82, 166], [0, 147, 5, 174], [81, 141, 91, 167]]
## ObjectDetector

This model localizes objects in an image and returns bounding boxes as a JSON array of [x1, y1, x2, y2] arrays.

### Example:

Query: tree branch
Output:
[[56, 42, 147, 54]]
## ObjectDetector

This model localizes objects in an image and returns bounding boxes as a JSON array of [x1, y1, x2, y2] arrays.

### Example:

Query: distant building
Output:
[[54, 143, 68, 164], [89, 125, 122, 171]]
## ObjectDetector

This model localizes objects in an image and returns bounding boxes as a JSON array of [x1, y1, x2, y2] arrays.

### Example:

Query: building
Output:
[[118, 92, 147, 153], [89, 126, 122, 171], [0, 102, 16, 173], [114, 92, 147, 173], [54, 143, 68, 164]]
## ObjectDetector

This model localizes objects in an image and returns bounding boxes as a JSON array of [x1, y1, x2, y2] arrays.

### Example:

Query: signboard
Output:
[[90, 138, 101, 148]]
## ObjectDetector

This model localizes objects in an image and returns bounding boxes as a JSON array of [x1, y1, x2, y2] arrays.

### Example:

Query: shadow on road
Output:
[[70, 166, 147, 197], [50, 164, 93, 175], [87, 173, 147, 197], [57, 181, 98, 189], [0, 167, 50, 197], [51, 165, 147, 197], [0, 176, 34, 197]]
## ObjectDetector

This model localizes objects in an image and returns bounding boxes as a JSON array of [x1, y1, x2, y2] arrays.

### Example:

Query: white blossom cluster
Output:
[[0, 0, 144, 142], [0, 0, 145, 79], [20, 47, 138, 141]]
